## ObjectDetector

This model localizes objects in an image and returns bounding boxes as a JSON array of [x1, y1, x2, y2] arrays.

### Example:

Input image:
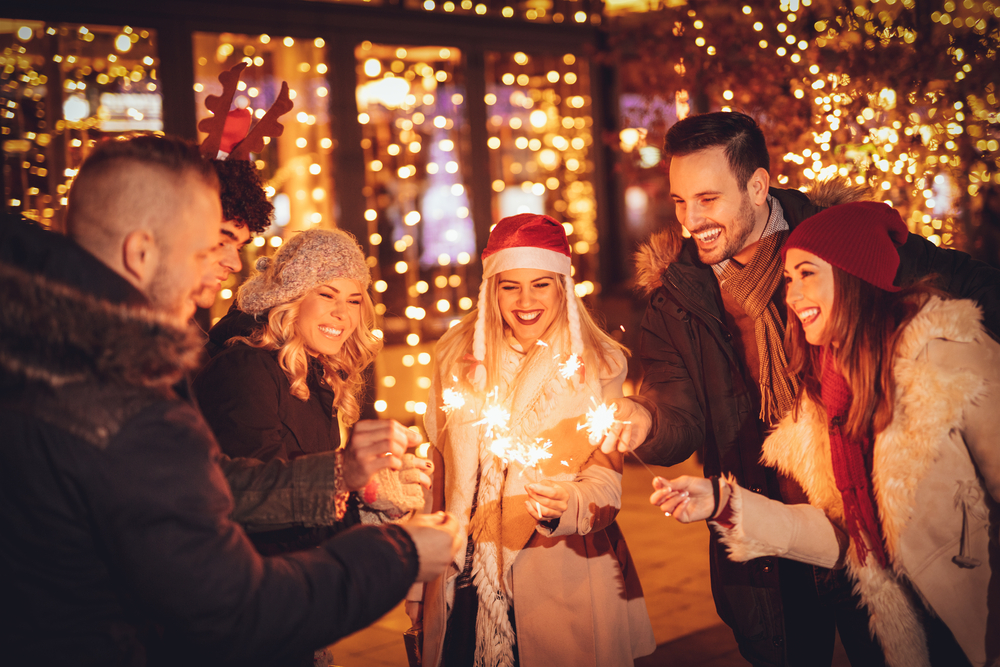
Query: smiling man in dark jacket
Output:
[[0, 135, 459, 666], [601, 112, 1000, 667]]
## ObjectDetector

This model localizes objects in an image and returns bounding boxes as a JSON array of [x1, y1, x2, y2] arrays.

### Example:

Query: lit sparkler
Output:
[[558, 353, 582, 380], [441, 387, 466, 413], [579, 401, 618, 444], [477, 404, 510, 438]]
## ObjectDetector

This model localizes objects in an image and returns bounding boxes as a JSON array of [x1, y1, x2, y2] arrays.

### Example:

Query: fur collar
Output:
[[757, 297, 988, 667], [634, 180, 870, 294], [0, 261, 204, 390]]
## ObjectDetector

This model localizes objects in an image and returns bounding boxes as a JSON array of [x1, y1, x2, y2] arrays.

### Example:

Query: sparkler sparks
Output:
[[441, 387, 466, 413], [558, 353, 582, 380], [477, 404, 510, 438], [578, 401, 618, 444]]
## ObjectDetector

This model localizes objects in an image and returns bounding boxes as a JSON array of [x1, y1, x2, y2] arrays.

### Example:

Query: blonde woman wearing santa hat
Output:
[[415, 214, 655, 667], [194, 229, 431, 557]]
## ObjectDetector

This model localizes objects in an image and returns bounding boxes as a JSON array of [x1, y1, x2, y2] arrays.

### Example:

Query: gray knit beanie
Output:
[[237, 229, 371, 316]]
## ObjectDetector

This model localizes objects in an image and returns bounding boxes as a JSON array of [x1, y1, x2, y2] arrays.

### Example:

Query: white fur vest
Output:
[[755, 297, 998, 667]]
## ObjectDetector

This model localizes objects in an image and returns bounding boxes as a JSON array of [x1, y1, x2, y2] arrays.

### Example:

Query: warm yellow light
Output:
[[374, 400, 387, 413], [405, 211, 421, 226], [254, 236, 266, 247], [270, 236, 283, 247], [406, 334, 421, 346], [374, 280, 388, 292], [309, 163, 321, 175], [395, 261, 408, 273], [436, 299, 451, 313], [115, 34, 132, 52], [16, 26, 32, 41]]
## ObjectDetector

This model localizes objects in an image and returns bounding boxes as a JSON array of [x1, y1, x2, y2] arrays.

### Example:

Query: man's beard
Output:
[[146, 256, 194, 321], [699, 191, 757, 266]]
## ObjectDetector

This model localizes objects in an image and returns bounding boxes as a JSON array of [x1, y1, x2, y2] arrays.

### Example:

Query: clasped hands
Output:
[[341, 419, 432, 492]]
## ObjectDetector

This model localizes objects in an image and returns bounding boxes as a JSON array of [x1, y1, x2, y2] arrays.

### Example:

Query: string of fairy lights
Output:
[[612, 0, 1000, 250]]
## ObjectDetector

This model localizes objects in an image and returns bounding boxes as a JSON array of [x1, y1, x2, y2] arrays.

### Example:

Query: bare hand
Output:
[[597, 398, 652, 455], [525, 481, 570, 521], [343, 420, 421, 492], [398, 453, 434, 490], [649, 475, 715, 523], [402, 511, 463, 582]]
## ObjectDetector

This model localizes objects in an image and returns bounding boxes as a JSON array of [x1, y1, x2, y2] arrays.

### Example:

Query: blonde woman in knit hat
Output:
[[653, 202, 1000, 667], [194, 228, 432, 559], [416, 214, 655, 667]]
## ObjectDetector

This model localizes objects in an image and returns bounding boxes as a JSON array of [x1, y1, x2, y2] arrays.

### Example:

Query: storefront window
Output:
[[485, 49, 599, 295], [1, 20, 161, 229]]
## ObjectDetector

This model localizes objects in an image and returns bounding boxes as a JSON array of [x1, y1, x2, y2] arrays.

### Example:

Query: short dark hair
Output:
[[76, 134, 217, 188], [212, 160, 273, 235], [66, 134, 218, 238], [663, 112, 770, 188]]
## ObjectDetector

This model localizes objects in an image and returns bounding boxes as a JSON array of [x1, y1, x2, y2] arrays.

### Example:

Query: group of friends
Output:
[[0, 110, 997, 667]]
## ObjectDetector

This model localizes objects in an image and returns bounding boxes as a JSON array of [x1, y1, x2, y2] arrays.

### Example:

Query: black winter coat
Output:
[[194, 335, 358, 554], [0, 216, 419, 666], [632, 187, 1000, 666]]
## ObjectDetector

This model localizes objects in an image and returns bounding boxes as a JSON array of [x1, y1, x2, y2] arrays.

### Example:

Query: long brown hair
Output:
[[785, 268, 943, 440]]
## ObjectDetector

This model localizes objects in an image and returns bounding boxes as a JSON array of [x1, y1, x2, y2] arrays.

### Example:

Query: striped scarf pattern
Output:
[[718, 225, 799, 425]]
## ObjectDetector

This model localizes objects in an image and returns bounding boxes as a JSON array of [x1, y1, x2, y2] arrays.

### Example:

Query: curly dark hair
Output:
[[211, 159, 273, 234]]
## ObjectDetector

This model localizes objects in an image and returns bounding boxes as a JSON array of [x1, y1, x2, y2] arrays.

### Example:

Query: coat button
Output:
[[761, 558, 773, 573], [773, 635, 784, 647], [750, 486, 763, 494]]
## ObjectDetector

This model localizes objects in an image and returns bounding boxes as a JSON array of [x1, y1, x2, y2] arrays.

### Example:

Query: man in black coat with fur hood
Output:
[[599, 112, 1000, 667], [0, 135, 460, 666]]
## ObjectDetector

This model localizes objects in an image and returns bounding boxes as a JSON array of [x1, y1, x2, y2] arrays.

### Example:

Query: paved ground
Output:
[[331, 456, 851, 666]]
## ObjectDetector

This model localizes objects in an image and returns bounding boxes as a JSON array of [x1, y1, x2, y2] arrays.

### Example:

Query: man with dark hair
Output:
[[192, 159, 274, 310], [0, 134, 460, 666], [601, 111, 1000, 666]]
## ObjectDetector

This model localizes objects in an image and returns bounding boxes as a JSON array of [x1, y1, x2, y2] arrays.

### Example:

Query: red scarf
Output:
[[820, 349, 888, 568]]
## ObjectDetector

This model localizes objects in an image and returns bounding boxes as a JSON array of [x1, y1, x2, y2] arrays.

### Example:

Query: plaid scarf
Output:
[[717, 203, 798, 425]]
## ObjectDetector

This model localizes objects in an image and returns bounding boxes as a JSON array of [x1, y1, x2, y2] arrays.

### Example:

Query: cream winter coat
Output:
[[714, 297, 1000, 667], [421, 330, 655, 667]]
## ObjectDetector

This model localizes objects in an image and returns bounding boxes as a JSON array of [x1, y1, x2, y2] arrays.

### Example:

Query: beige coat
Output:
[[714, 297, 1000, 667], [421, 332, 655, 667]]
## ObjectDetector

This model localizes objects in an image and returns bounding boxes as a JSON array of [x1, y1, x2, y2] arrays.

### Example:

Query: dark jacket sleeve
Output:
[[897, 233, 1000, 337], [89, 401, 417, 665], [219, 452, 341, 531], [193, 346, 287, 461], [632, 301, 706, 466]]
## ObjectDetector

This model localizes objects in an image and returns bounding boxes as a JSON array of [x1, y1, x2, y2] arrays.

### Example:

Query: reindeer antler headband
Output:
[[198, 61, 294, 161]]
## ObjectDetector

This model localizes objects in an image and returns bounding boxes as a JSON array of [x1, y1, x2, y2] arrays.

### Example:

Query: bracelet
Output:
[[710, 475, 721, 519], [333, 449, 351, 521]]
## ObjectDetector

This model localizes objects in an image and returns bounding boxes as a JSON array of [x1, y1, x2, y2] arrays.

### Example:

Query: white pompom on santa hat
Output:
[[471, 213, 583, 388]]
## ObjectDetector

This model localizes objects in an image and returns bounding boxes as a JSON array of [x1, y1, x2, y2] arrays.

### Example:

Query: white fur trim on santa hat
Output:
[[483, 246, 571, 279]]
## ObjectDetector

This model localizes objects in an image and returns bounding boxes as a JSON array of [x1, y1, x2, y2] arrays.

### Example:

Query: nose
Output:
[[785, 278, 801, 305], [516, 289, 535, 308], [678, 203, 701, 231], [221, 246, 241, 274], [329, 297, 347, 317]]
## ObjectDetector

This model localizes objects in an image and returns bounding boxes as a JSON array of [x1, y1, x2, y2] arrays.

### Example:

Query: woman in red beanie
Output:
[[651, 201, 1000, 667]]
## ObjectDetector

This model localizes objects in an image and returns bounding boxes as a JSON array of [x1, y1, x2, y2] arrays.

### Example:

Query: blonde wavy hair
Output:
[[435, 273, 627, 391], [236, 287, 382, 427]]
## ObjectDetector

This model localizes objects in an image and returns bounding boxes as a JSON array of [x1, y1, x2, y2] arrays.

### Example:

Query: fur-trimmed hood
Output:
[[634, 180, 872, 293], [0, 260, 204, 390]]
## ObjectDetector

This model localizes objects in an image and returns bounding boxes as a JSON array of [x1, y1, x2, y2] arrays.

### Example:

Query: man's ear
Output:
[[122, 229, 158, 289], [748, 167, 770, 206]]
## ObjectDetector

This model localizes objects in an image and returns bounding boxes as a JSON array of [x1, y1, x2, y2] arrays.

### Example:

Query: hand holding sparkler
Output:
[[650, 475, 729, 523], [596, 398, 653, 455], [525, 481, 569, 521]]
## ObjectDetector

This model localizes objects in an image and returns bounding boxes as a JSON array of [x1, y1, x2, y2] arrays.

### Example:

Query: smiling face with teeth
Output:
[[783, 248, 835, 346], [295, 278, 364, 357], [496, 268, 563, 350], [669, 146, 771, 266]]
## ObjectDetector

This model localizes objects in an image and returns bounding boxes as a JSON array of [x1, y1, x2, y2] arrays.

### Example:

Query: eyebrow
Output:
[[793, 261, 817, 270], [319, 285, 363, 298], [220, 227, 253, 247], [498, 277, 553, 285]]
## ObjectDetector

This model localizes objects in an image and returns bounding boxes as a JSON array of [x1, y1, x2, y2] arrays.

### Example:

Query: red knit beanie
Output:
[[782, 201, 909, 292]]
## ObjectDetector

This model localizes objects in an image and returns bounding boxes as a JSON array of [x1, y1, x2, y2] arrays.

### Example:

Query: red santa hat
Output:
[[471, 213, 583, 387]]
